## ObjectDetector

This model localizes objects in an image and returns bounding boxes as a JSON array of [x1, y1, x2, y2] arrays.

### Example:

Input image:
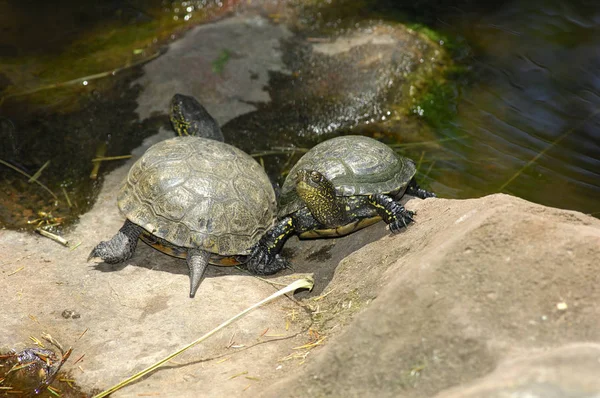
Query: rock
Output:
[[133, 13, 450, 156], [222, 21, 450, 153], [434, 343, 600, 398], [134, 14, 294, 126], [260, 194, 600, 397], [2, 178, 599, 397]]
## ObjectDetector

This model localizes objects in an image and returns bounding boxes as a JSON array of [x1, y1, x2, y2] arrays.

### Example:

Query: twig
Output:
[[61, 187, 73, 208], [0, 158, 58, 201], [35, 228, 69, 246], [93, 278, 314, 398], [90, 143, 107, 180], [499, 107, 600, 191], [1, 52, 161, 101], [91, 155, 132, 162], [28, 160, 51, 183]]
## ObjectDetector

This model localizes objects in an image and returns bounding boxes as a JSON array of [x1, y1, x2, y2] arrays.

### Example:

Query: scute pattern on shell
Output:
[[278, 135, 416, 217], [118, 136, 276, 255]]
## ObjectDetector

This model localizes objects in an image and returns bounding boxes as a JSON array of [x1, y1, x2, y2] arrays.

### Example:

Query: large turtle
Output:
[[88, 136, 284, 298], [247, 135, 435, 272]]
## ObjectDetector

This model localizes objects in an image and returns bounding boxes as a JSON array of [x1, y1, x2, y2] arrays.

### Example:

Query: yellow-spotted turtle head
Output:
[[295, 169, 346, 227], [169, 94, 224, 141]]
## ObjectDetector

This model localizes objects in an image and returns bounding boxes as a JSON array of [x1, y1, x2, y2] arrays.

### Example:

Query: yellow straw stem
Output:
[[93, 278, 313, 398]]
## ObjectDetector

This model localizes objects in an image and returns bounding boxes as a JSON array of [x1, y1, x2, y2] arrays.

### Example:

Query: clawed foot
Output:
[[246, 243, 290, 275], [88, 220, 141, 264], [88, 240, 132, 264], [406, 180, 436, 199], [388, 209, 416, 233]]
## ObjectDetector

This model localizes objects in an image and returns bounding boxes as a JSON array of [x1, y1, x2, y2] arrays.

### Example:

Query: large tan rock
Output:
[[2, 178, 599, 397], [435, 343, 600, 398], [261, 194, 600, 397]]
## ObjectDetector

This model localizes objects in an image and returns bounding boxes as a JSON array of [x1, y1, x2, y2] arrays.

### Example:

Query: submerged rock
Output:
[[223, 21, 450, 151], [133, 13, 451, 155]]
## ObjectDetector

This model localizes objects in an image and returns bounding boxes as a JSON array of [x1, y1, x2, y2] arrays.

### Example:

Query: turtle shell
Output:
[[118, 136, 276, 256], [278, 135, 416, 218]]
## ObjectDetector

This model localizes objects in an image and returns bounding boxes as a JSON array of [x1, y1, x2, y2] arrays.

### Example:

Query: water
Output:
[[423, 0, 600, 214], [0, 0, 598, 233], [0, 0, 235, 230]]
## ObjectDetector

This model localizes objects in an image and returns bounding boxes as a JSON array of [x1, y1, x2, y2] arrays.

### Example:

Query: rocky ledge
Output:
[[1, 150, 598, 396]]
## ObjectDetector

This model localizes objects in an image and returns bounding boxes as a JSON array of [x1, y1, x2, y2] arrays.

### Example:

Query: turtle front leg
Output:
[[369, 194, 415, 233], [247, 217, 295, 275], [406, 179, 436, 199], [88, 220, 143, 264], [187, 249, 211, 298]]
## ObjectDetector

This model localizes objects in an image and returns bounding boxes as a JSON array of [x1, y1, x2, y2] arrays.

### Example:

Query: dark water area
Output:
[[0, 1, 232, 231], [0, 0, 598, 235], [408, 0, 600, 214]]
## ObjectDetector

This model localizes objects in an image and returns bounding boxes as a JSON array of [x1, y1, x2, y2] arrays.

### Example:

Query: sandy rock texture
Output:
[[262, 194, 600, 398], [2, 180, 599, 397]]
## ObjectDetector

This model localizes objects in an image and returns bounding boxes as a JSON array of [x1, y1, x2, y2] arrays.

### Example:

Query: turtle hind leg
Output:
[[369, 194, 415, 233], [187, 249, 211, 298], [88, 220, 143, 264], [406, 179, 436, 199]]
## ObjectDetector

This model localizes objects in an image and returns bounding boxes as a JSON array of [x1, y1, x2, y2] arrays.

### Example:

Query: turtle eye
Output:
[[310, 171, 322, 183]]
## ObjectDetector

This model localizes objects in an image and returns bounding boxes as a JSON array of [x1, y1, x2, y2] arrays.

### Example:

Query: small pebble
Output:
[[62, 309, 81, 319]]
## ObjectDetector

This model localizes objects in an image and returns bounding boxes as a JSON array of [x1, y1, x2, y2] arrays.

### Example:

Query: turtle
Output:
[[169, 93, 224, 141], [246, 135, 436, 272], [88, 136, 285, 298]]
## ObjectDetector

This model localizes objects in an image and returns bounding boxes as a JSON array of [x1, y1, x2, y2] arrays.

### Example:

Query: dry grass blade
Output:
[[1, 52, 161, 102], [389, 135, 467, 148], [93, 278, 314, 398], [499, 107, 600, 191], [28, 160, 51, 183], [0, 158, 58, 201], [91, 155, 132, 162]]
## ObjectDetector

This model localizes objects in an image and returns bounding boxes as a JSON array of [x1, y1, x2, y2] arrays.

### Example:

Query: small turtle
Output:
[[169, 93, 224, 141], [88, 136, 283, 297], [247, 135, 435, 271]]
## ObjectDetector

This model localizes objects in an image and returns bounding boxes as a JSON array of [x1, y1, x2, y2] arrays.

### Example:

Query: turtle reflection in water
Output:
[[248, 135, 436, 272], [89, 96, 285, 298]]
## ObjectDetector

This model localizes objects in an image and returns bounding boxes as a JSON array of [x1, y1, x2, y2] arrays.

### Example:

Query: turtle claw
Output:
[[88, 240, 130, 264], [87, 248, 98, 262], [247, 243, 289, 275], [389, 209, 416, 233]]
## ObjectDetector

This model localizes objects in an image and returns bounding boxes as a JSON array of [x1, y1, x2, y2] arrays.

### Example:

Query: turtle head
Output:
[[295, 169, 346, 227], [169, 94, 224, 142]]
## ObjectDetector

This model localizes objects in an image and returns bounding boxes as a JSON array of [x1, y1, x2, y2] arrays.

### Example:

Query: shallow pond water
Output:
[[0, 0, 236, 231], [0, 0, 598, 236], [422, 0, 600, 214]]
